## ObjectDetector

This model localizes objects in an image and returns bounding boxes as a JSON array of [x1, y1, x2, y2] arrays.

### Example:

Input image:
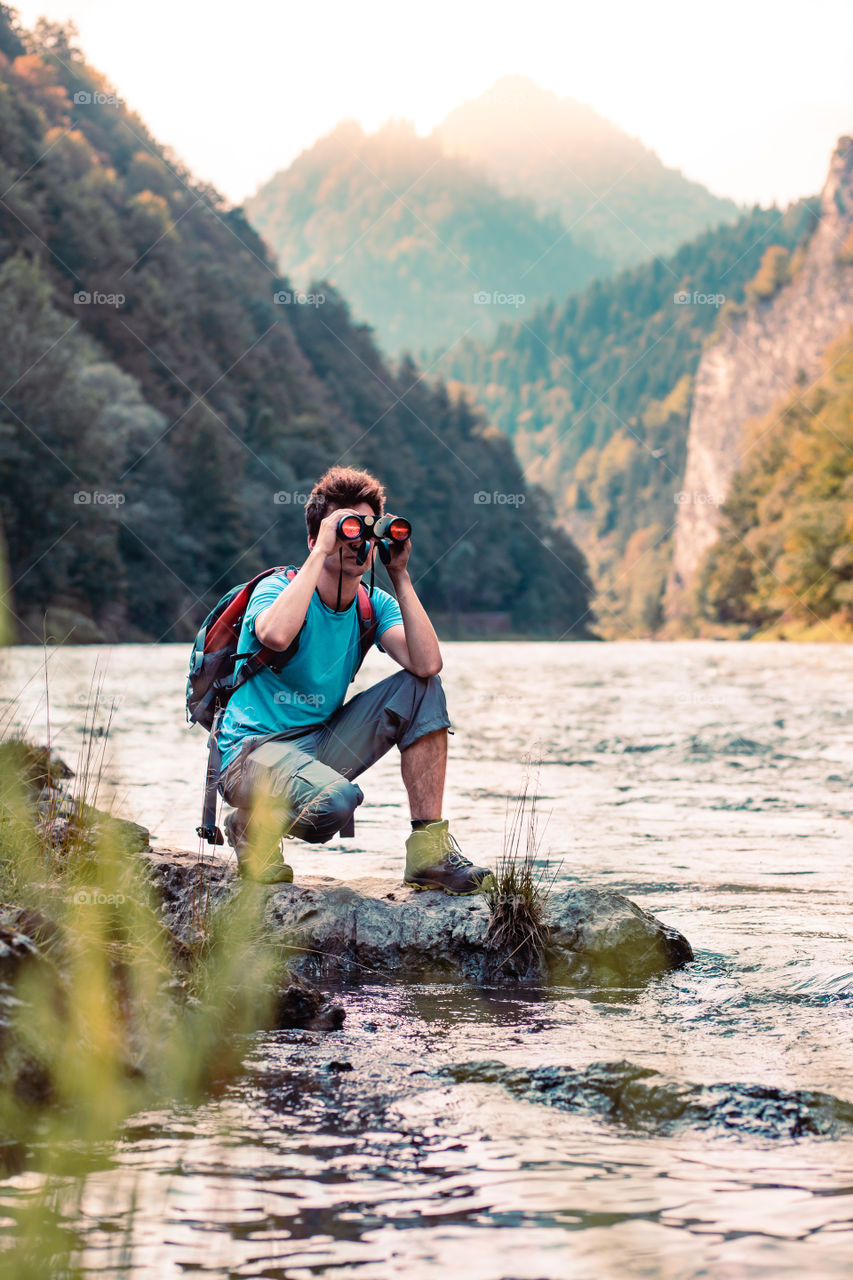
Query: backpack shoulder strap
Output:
[[232, 565, 304, 684], [353, 583, 378, 675]]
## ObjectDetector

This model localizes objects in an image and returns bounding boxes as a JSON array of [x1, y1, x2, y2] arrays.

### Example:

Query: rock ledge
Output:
[[147, 849, 693, 987]]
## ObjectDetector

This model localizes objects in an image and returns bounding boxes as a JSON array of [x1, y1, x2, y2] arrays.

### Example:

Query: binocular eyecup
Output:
[[336, 513, 411, 543], [336, 512, 411, 566]]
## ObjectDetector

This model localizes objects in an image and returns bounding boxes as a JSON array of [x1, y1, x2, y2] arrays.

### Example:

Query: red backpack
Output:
[[187, 565, 377, 842]]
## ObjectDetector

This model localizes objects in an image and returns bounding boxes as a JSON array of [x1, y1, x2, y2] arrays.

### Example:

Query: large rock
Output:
[[0, 741, 150, 857], [145, 851, 693, 987]]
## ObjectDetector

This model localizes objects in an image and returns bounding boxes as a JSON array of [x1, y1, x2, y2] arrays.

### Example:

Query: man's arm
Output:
[[254, 548, 323, 650], [254, 508, 352, 649], [380, 554, 443, 678]]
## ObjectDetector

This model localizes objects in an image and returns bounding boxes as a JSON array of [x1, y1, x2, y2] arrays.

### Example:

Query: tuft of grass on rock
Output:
[[485, 770, 559, 978]]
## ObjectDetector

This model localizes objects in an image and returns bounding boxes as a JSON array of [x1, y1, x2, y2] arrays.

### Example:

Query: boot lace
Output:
[[438, 828, 472, 868]]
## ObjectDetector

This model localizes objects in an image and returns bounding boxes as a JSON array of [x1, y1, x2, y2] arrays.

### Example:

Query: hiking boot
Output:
[[223, 808, 293, 885], [403, 820, 495, 896]]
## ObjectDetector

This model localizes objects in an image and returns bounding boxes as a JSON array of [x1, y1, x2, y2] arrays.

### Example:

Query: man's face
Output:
[[313, 501, 377, 577]]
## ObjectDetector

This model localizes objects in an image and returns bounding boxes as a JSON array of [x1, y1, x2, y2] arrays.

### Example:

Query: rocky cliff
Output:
[[666, 136, 853, 618]]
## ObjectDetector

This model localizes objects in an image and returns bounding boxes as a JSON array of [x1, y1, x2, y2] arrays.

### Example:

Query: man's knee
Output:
[[389, 672, 449, 750], [289, 775, 363, 844], [390, 669, 442, 691], [220, 745, 362, 845], [389, 670, 447, 713]]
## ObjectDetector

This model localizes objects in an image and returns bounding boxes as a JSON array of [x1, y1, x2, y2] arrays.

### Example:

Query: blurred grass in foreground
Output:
[[0, 655, 290, 1276]]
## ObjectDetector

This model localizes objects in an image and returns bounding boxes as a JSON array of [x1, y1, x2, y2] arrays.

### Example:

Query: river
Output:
[[1, 640, 852, 1278]]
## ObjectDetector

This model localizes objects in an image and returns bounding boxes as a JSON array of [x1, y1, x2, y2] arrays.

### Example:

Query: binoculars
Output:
[[337, 512, 411, 565]]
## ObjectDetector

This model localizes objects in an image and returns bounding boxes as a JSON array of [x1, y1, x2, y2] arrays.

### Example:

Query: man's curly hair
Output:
[[304, 466, 385, 540]]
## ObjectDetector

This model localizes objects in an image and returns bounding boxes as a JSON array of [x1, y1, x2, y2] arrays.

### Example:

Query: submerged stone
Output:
[[443, 1059, 853, 1139], [274, 972, 345, 1030]]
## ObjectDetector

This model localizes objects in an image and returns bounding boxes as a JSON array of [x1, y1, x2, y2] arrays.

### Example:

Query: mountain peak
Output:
[[476, 74, 557, 106], [373, 117, 419, 135], [437, 76, 609, 142], [433, 81, 740, 268]]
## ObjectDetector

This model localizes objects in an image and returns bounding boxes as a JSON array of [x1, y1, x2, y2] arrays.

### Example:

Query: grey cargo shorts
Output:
[[218, 670, 451, 844]]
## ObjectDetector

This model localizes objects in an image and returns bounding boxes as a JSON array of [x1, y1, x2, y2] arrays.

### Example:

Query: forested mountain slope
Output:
[[439, 198, 819, 633], [0, 10, 593, 643], [245, 118, 610, 357]]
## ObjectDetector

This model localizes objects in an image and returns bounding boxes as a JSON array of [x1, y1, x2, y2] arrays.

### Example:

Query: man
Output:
[[216, 465, 495, 894]]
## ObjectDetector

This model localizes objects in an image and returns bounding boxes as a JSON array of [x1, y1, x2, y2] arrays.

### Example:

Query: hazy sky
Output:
[[12, 0, 853, 208]]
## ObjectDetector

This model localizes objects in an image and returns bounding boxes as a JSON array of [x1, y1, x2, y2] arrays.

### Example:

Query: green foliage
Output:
[[0, 16, 594, 641], [444, 206, 818, 472], [0, 253, 157, 635], [0, 694, 302, 1276], [0, 717, 283, 1150], [442, 201, 820, 634], [745, 244, 792, 303], [699, 329, 853, 633]]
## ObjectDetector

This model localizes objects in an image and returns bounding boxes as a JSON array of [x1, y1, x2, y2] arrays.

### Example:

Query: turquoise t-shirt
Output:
[[215, 572, 403, 769]]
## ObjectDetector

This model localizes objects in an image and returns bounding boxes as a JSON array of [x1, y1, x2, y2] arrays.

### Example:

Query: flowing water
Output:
[[2, 640, 853, 1278]]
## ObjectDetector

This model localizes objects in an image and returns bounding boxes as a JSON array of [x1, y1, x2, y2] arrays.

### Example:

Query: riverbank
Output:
[[656, 615, 853, 642]]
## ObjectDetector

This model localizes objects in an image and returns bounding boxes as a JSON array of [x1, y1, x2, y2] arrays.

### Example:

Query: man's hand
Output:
[[312, 507, 361, 557], [386, 535, 411, 578]]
